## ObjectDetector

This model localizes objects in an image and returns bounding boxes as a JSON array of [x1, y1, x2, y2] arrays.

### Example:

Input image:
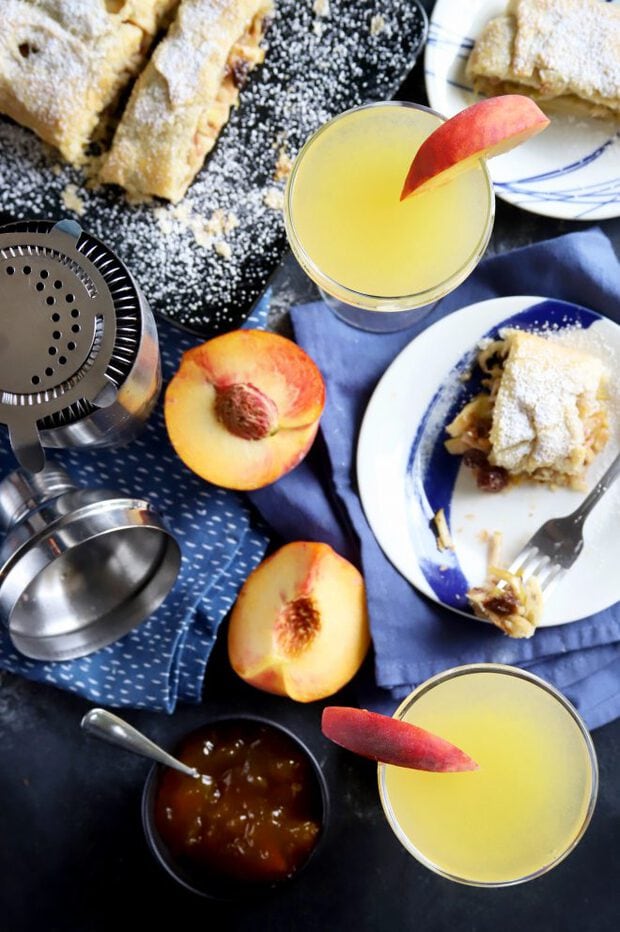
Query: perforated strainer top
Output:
[[0, 219, 142, 471]]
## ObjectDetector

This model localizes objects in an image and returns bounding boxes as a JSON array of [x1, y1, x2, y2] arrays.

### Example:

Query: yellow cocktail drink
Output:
[[284, 102, 494, 316], [379, 665, 597, 886]]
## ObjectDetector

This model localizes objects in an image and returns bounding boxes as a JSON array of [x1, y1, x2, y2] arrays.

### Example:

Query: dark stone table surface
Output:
[[1, 2, 619, 930]]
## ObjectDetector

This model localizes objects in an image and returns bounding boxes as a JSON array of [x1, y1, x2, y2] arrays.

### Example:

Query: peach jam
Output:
[[154, 719, 323, 886]]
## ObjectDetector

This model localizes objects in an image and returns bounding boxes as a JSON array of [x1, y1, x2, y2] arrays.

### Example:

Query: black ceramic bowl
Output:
[[142, 714, 329, 899]]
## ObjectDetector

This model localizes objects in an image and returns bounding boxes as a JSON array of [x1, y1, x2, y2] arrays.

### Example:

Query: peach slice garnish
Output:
[[401, 95, 550, 200], [228, 542, 370, 702], [164, 330, 325, 490], [322, 707, 478, 772]]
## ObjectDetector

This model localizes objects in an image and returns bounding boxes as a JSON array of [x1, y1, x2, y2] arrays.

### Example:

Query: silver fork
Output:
[[505, 449, 620, 597]]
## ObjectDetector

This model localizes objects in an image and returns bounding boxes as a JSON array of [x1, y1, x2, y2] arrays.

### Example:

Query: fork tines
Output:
[[507, 548, 566, 595]]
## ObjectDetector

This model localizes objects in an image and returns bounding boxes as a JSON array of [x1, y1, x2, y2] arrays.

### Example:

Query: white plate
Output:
[[424, 0, 620, 221], [357, 296, 620, 626]]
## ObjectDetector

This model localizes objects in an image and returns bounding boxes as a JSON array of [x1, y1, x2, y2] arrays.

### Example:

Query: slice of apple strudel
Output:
[[100, 0, 274, 203], [445, 329, 609, 491], [466, 0, 620, 120], [0, 1, 180, 164]]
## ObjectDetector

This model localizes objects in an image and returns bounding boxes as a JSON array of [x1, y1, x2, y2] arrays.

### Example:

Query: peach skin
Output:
[[322, 707, 478, 772], [228, 541, 370, 702], [164, 330, 325, 490], [401, 95, 549, 200]]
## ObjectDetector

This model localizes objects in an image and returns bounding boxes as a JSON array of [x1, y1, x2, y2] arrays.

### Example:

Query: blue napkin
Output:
[[0, 307, 270, 712], [251, 229, 620, 729]]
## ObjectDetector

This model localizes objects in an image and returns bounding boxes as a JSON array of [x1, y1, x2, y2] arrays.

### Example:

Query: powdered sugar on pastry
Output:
[[0, 1, 179, 163], [489, 329, 607, 480], [156, 0, 234, 107], [510, 0, 620, 103], [467, 0, 620, 119], [101, 0, 273, 201], [445, 327, 609, 491]]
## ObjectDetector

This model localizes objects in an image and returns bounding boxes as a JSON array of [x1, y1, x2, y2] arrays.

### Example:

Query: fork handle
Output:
[[570, 449, 620, 525]]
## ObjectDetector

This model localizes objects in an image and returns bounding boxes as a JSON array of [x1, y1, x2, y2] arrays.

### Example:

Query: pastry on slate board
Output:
[[0, 0, 180, 164], [100, 0, 274, 202]]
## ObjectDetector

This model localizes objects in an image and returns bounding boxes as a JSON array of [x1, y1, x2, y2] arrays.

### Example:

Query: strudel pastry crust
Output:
[[466, 0, 620, 120], [446, 329, 608, 490], [100, 0, 274, 203], [0, 1, 180, 164]]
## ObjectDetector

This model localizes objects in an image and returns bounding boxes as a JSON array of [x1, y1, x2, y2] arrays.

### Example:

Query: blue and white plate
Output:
[[424, 0, 620, 221], [357, 296, 620, 626]]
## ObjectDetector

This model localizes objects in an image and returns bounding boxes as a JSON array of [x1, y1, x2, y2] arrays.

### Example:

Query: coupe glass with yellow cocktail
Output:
[[378, 664, 597, 886], [284, 101, 495, 331]]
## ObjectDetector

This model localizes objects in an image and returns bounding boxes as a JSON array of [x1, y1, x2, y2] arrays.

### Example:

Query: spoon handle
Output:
[[81, 708, 198, 778]]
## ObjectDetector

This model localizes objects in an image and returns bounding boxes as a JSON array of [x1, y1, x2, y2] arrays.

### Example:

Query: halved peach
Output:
[[322, 707, 478, 772], [401, 95, 549, 200], [228, 541, 370, 702], [164, 330, 325, 490]]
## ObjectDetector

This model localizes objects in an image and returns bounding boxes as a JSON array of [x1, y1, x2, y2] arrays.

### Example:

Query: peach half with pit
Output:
[[164, 330, 325, 491], [227, 541, 370, 702], [401, 94, 550, 200]]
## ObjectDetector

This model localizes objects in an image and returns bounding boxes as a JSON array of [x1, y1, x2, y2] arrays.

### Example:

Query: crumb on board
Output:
[[205, 208, 239, 237], [61, 183, 85, 215], [370, 14, 385, 35], [215, 241, 232, 260], [264, 186, 284, 210], [275, 146, 294, 181], [155, 203, 238, 256], [313, 0, 330, 16]]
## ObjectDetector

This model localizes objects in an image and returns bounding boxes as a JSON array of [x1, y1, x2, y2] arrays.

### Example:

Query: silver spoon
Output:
[[81, 708, 199, 778]]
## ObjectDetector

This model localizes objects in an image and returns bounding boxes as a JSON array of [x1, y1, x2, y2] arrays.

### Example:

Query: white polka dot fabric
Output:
[[0, 297, 271, 711]]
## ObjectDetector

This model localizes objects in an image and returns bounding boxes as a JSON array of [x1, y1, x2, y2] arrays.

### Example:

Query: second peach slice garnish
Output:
[[322, 707, 478, 772], [164, 329, 325, 490]]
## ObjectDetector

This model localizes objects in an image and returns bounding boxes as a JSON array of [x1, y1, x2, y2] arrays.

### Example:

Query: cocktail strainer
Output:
[[0, 218, 160, 472]]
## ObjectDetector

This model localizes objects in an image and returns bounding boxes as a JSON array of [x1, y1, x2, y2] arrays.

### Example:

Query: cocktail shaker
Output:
[[0, 463, 181, 661]]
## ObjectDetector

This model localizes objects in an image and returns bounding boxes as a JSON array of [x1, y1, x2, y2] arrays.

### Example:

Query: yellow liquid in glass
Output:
[[288, 104, 492, 300], [381, 671, 595, 884]]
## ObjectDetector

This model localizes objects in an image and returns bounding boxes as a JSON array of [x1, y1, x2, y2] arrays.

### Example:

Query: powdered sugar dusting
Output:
[[554, 322, 620, 444], [490, 329, 607, 474], [0, 0, 426, 335], [0, 0, 174, 162], [494, 316, 620, 438], [155, 0, 232, 107], [512, 0, 620, 104]]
